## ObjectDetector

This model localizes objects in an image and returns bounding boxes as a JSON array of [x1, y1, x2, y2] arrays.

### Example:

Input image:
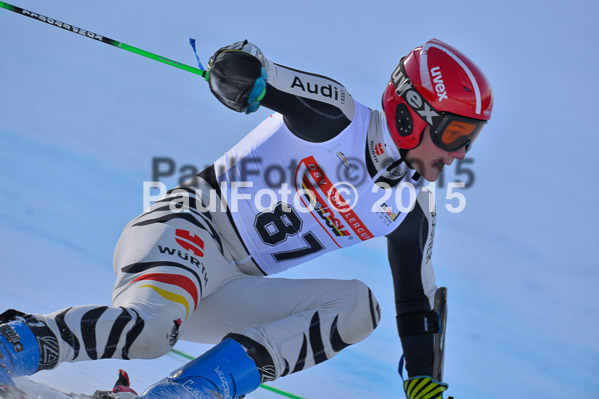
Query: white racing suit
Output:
[[36, 47, 439, 383]]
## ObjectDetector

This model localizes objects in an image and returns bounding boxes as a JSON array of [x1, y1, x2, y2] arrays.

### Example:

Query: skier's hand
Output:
[[208, 40, 267, 114], [403, 376, 451, 399]]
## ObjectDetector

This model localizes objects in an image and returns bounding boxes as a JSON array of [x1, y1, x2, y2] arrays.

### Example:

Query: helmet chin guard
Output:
[[382, 39, 493, 151]]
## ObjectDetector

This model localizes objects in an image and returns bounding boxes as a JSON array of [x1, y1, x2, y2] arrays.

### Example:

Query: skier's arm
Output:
[[208, 41, 354, 142], [386, 188, 444, 380]]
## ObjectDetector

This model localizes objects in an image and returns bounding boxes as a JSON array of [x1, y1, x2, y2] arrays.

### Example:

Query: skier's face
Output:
[[405, 126, 466, 182]]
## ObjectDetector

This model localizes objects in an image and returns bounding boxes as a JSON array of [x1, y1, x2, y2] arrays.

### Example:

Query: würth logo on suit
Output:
[[175, 229, 205, 257]]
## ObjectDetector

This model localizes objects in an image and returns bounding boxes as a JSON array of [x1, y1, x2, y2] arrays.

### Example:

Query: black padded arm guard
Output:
[[208, 42, 264, 113]]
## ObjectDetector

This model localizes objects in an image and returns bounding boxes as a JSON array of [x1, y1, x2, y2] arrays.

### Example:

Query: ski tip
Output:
[[0, 383, 28, 399]]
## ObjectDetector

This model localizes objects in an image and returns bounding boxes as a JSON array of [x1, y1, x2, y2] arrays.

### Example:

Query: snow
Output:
[[1, 0, 598, 398]]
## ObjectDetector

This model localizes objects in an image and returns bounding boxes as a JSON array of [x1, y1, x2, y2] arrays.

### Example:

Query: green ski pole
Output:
[[0, 1, 208, 79]]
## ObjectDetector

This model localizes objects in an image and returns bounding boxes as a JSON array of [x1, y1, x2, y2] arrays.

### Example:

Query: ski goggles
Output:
[[429, 114, 486, 153]]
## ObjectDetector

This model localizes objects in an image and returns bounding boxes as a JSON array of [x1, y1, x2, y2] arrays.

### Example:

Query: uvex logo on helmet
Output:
[[405, 89, 440, 125], [390, 62, 440, 126], [430, 66, 448, 102]]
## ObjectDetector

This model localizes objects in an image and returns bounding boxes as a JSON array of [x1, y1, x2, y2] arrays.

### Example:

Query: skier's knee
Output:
[[342, 279, 381, 343], [126, 304, 184, 359]]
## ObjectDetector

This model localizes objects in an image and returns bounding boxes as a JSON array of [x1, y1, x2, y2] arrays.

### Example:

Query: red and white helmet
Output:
[[382, 38, 493, 151]]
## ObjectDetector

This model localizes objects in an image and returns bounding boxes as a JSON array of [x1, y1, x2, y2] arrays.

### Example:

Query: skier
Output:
[[0, 38, 492, 399]]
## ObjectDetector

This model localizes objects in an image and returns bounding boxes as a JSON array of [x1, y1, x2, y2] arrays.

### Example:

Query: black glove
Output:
[[208, 40, 267, 113]]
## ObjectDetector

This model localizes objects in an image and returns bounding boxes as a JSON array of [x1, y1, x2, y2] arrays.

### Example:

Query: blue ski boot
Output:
[[140, 338, 261, 399], [0, 310, 59, 387]]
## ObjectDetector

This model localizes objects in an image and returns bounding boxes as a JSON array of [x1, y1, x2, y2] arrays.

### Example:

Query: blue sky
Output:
[[1, 1, 598, 397]]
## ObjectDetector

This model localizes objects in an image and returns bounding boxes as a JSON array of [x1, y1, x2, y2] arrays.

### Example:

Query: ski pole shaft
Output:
[[0, 1, 207, 78]]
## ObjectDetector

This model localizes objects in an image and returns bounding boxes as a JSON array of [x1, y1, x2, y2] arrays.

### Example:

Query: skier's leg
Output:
[[0, 226, 189, 382], [107, 202, 243, 361], [166, 275, 381, 383], [226, 276, 380, 381], [0, 197, 240, 381]]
